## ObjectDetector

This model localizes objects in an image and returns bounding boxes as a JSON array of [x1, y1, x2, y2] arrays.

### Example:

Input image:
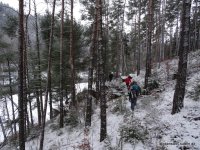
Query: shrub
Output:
[[188, 78, 200, 101], [111, 97, 126, 114], [49, 123, 59, 131], [64, 111, 79, 127], [77, 89, 87, 103], [120, 125, 148, 144]]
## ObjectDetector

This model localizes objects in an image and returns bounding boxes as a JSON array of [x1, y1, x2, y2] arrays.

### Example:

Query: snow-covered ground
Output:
[[1, 51, 200, 150], [0, 82, 88, 144]]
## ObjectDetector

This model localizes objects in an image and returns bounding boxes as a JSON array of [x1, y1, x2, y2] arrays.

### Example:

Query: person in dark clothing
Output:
[[130, 81, 141, 97], [129, 90, 137, 111], [129, 81, 141, 111], [109, 72, 114, 82]]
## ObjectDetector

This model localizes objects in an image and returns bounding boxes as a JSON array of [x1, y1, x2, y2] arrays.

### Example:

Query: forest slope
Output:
[[1, 50, 200, 150]]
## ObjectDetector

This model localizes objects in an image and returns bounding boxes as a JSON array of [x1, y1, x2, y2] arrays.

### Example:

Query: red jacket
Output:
[[123, 76, 132, 90]]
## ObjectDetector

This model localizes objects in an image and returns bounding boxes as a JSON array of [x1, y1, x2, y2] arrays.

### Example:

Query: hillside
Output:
[[0, 3, 17, 28], [1, 50, 200, 150]]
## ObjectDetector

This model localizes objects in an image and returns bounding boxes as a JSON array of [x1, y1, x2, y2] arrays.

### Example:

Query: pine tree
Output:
[[24, 0, 31, 135], [59, 0, 64, 128], [7, 58, 17, 135], [70, 0, 76, 107], [39, 0, 56, 149], [85, 8, 98, 127], [110, 0, 127, 75], [172, 0, 191, 114], [97, 0, 107, 142], [137, 0, 142, 76], [1, 13, 18, 136], [33, 0, 43, 125], [144, 0, 154, 88], [18, 0, 25, 149]]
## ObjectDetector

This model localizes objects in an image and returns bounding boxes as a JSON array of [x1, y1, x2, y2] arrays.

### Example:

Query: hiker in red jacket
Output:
[[122, 75, 132, 90]]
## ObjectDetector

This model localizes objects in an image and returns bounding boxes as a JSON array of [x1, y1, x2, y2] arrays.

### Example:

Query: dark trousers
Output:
[[129, 91, 137, 111]]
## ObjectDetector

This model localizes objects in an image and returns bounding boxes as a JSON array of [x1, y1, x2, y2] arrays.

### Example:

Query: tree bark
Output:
[[18, 0, 25, 149], [193, 0, 198, 51], [70, 0, 76, 107], [7, 59, 17, 135], [39, 0, 56, 149], [161, 0, 165, 61], [24, 1, 31, 135], [97, 0, 107, 142], [59, 0, 64, 128], [172, 0, 191, 115], [144, 0, 154, 88], [121, 0, 127, 74], [33, 0, 43, 123], [175, 13, 180, 56], [137, 0, 141, 76], [85, 18, 97, 126]]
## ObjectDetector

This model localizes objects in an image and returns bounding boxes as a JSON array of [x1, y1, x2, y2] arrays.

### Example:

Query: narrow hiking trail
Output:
[[114, 75, 200, 150], [107, 78, 167, 149]]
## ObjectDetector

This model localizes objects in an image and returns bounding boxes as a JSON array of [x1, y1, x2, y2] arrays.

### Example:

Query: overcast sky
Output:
[[0, 0, 82, 21]]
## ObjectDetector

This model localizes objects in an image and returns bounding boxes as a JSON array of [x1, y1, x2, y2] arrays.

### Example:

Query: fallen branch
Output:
[[193, 116, 200, 121]]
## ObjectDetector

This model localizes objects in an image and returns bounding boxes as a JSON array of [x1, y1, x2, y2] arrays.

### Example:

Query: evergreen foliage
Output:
[[39, 11, 88, 103], [64, 111, 79, 127], [2, 15, 18, 38], [120, 124, 148, 143], [188, 78, 200, 101]]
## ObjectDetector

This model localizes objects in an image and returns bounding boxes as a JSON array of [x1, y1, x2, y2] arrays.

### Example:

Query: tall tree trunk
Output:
[[39, 0, 56, 149], [33, 0, 43, 123], [161, 0, 165, 61], [144, 0, 154, 88], [28, 95, 34, 126], [116, 4, 121, 76], [117, 0, 127, 75], [70, 0, 76, 107], [49, 77, 53, 118], [134, 16, 137, 72], [169, 26, 173, 58], [95, 0, 100, 102], [122, 0, 127, 74], [85, 21, 97, 127], [103, 0, 110, 77], [3, 86, 13, 135], [198, 28, 200, 49], [24, 1, 31, 135], [36, 91, 41, 125], [7, 59, 17, 135], [95, 0, 100, 101], [18, 0, 25, 149], [97, 0, 107, 142], [1, 65, 12, 136], [172, 0, 191, 115], [137, 0, 141, 76], [158, 0, 162, 68], [59, 0, 64, 128], [193, 0, 198, 51], [175, 13, 180, 56], [1, 66, 11, 126], [25, 53, 34, 128], [155, 11, 160, 68]]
